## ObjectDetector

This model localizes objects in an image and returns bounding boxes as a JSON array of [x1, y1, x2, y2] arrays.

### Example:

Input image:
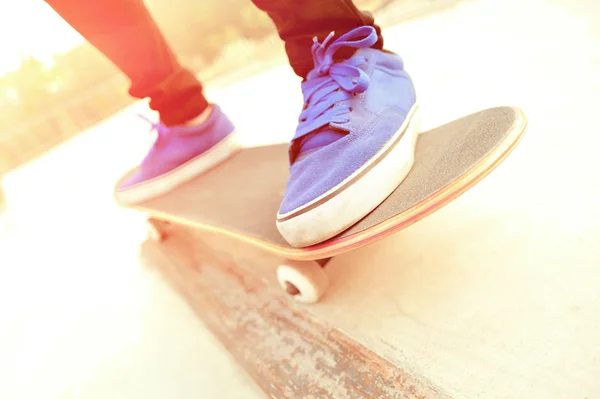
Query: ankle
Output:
[[184, 104, 214, 126]]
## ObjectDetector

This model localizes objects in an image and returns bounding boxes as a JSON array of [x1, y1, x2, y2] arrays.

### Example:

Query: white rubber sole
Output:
[[276, 104, 421, 248], [115, 131, 240, 205]]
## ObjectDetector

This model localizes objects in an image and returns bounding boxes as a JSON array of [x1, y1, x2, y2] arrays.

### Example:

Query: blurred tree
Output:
[[144, 0, 276, 62], [3, 57, 53, 115], [239, 3, 276, 39]]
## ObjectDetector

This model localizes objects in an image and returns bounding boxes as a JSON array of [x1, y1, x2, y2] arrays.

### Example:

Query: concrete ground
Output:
[[1, 0, 599, 397]]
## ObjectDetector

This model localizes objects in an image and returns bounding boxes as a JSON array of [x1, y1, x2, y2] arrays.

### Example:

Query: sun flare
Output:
[[0, 0, 82, 75]]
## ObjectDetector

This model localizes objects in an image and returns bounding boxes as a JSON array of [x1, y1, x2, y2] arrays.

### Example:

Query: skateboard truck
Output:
[[146, 218, 333, 303]]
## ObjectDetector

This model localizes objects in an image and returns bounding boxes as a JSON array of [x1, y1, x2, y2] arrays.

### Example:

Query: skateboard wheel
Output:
[[146, 219, 166, 242], [276, 260, 329, 303]]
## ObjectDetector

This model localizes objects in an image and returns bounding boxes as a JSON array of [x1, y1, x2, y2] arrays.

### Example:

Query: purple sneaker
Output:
[[115, 104, 239, 204], [276, 26, 420, 247]]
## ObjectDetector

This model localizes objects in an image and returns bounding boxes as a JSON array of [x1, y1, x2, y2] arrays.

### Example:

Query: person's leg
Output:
[[250, 0, 384, 79], [44, 0, 208, 126], [253, 0, 420, 247], [45, 0, 239, 204]]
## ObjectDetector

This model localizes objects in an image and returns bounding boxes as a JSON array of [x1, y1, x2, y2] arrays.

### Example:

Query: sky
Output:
[[0, 0, 83, 75]]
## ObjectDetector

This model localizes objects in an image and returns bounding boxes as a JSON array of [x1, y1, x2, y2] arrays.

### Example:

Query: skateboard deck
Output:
[[118, 106, 526, 256]]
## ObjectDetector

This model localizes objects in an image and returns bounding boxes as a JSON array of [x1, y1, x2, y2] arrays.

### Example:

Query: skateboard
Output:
[[115, 106, 527, 303]]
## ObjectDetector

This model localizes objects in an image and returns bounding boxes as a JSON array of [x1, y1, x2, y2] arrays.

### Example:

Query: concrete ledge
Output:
[[140, 225, 452, 398]]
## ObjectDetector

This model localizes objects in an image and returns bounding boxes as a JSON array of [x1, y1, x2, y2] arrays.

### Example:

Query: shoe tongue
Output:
[[295, 127, 345, 162]]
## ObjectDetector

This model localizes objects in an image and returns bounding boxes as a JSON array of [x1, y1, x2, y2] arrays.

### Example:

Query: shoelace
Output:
[[294, 26, 379, 143], [137, 113, 170, 144]]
